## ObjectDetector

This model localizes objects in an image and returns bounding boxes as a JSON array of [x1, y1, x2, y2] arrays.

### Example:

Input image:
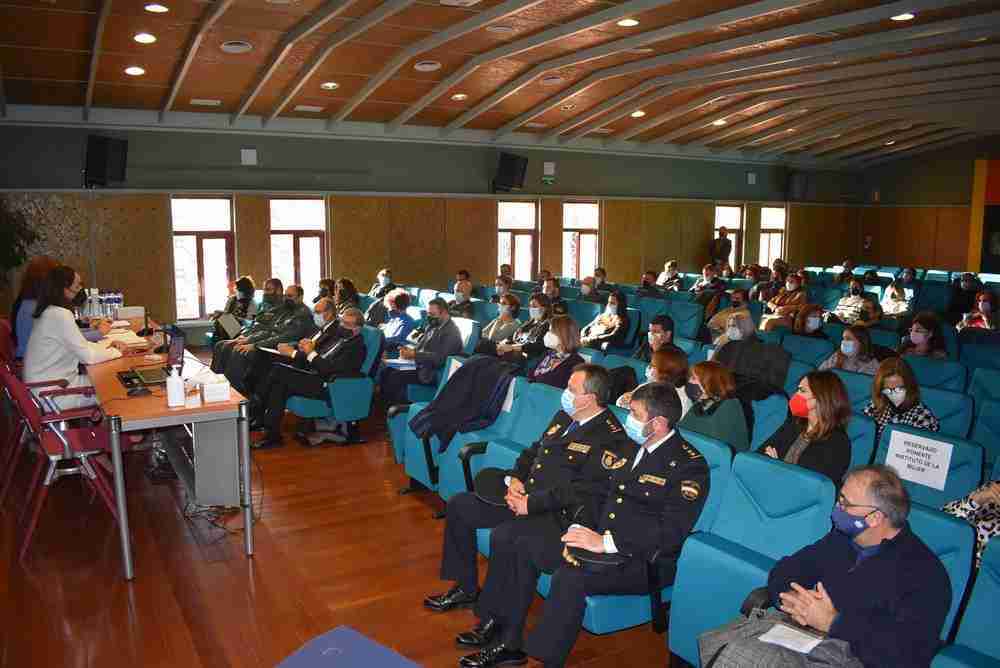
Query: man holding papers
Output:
[[379, 298, 462, 406], [701, 465, 950, 668]]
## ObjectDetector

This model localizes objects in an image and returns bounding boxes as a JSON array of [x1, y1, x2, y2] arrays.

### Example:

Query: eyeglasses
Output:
[[837, 493, 880, 513]]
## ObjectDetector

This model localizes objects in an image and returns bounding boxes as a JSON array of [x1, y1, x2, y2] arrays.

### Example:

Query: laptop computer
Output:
[[134, 330, 186, 385], [217, 312, 242, 339]]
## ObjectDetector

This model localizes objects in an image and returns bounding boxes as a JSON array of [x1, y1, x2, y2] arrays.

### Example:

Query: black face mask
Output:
[[338, 326, 355, 338], [685, 382, 703, 402], [641, 280, 651, 288], [731, 300, 743, 309], [426, 316, 441, 328], [850, 287, 863, 297], [262, 293, 279, 305], [72, 288, 87, 307], [283, 297, 296, 309]]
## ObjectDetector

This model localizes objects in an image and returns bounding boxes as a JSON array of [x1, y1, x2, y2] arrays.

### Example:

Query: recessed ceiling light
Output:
[[799, 109, 809, 113], [711, 119, 727, 126], [885, 139, 896, 145], [221, 40, 253, 54], [628, 47, 654, 54], [524, 122, 547, 128], [414, 60, 442, 72], [890, 12, 915, 21], [541, 75, 564, 86], [486, 25, 514, 34], [320, 81, 339, 91], [190, 98, 222, 106], [630, 110, 646, 118], [294, 105, 324, 112], [143, 3, 168, 12], [560, 103, 576, 111], [133, 32, 157, 44], [124, 66, 145, 76], [787, 128, 796, 132], [617, 18, 639, 27], [450, 93, 468, 101]]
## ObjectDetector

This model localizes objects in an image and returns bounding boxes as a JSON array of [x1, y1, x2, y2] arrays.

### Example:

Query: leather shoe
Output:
[[456, 618, 499, 648], [423, 585, 478, 612], [458, 644, 527, 667]]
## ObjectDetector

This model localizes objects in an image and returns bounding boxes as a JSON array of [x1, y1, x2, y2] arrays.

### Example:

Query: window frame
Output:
[[713, 202, 745, 269], [170, 196, 235, 321], [268, 198, 328, 299], [497, 200, 539, 281], [561, 201, 601, 280], [757, 204, 788, 269]]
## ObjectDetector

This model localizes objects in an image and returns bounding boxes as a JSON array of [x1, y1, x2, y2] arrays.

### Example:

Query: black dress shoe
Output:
[[458, 644, 527, 668], [423, 585, 478, 612], [456, 618, 499, 647]]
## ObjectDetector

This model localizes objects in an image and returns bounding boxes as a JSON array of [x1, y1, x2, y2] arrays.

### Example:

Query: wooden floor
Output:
[[0, 399, 670, 667]]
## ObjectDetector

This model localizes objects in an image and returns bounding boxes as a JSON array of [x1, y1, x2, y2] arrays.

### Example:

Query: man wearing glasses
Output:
[[702, 465, 950, 668]]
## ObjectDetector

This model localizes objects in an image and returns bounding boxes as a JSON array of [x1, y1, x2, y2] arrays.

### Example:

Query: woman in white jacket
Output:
[[24, 266, 128, 409]]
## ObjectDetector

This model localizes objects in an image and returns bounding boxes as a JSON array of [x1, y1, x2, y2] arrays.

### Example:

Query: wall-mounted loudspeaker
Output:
[[84, 135, 128, 187], [493, 152, 528, 192]]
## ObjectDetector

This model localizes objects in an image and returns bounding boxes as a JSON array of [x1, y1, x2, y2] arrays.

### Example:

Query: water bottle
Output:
[[166, 366, 184, 408]]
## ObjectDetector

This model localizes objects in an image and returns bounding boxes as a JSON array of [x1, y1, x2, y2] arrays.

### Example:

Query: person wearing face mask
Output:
[[880, 279, 913, 319], [633, 314, 682, 362], [592, 267, 610, 292], [832, 258, 856, 286], [526, 316, 585, 389], [23, 265, 129, 409], [425, 365, 629, 619], [332, 278, 360, 315], [957, 290, 998, 331], [690, 264, 725, 308], [581, 290, 631, 351], [636, 270, 663, 298], [714, 312, 757, 350], [368, 268, 396, 300], [657, 259, 683, 291], [11, 255, 81, 359], [365, 269, 396, 326], [947, 272, 984, 325], [455, 383, 706, 668], [707, 289, 751, 342], [863, 357, 940, 443], [379, 288, 416, 354], [381, 298, 463, 406], [542, 278, 568, 316], [248, 305, 367, 450], [449, 279, 475, 319], [793, 303, 829, 339], [537, 269, 553, 291], [211, 277, 283, 373], [897, 311, 948, 359], [827, 279, 879, 327], [758, 371, 852, 482], [489, 275, 513, 304], [617, 349, 692, 419], [677, 361, 750, 452], [312, 277, 336, 304], [702, 465, 950, 668], [751, 267, 784, 303], [496, 293, 552, 364], [210, 275, 258, 339], [819, 325, 879, 374], [478, 294, 523, 350], [759, 273, 806, 332], [577, 276, 605, 304]]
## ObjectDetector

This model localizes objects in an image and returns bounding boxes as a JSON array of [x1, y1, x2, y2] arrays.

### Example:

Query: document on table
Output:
[[105, 329, 147, 347], [757, 623, 824, 654], [385, 358, 417, 370]]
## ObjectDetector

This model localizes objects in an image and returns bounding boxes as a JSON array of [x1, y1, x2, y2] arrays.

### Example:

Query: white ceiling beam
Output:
[[266, 0, 416, 123], [231, 0, 361, 125], [857, 129, 977, 166], [490, 0, 974, 138], [160, 0, 236, 121], [83, 0, 112, 122], [823, 124, 950, 160], [557, 17, 1000, 142], [330, 0, 550, 125], [803, 120, 920, 156]]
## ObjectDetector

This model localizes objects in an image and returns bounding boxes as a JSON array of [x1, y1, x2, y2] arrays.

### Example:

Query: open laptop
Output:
[[216, 312, 242, 339], [133, 330, 186, 385]]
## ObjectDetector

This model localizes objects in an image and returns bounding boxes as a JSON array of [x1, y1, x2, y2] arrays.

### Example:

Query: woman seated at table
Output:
[[477, 293, 523, 349], [12, 254, 60, 358], [819, 325, 880, 374], [616, 348, 692, 419], [863, 357, 941, 443], [580, 290, 631, 351], [897, 311, 948, 359], [526, 315, 584, 389], [677, 360, 750, 452], [943, 481, 1000, 567], [758, 370, 852, 482], [23, 265, 129, 409]]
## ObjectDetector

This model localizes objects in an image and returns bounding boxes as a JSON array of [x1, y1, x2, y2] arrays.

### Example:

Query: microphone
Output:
[[136, 312, 155, 337]]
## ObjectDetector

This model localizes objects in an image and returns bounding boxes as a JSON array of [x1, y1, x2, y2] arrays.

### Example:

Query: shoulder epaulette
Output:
[[680, 442, 703, 461]]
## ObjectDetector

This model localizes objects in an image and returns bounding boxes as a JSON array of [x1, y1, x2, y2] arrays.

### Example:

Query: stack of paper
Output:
[[105, 329, 148, 347]]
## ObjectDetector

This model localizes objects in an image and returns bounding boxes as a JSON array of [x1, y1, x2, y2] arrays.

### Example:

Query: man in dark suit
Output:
[[710, 227, 733, 266], [365, 268, 397, 326], [250, 304, 367, 449], [636, 270, 663, 299], [424, 364, 632, 621], [379, 297, 464, 405], [458, 383, 709, 668], [210, 277, 283, 374], [633, 314, 683, 362], [449, 279, 475, 319], [542, 278, 568, 317]]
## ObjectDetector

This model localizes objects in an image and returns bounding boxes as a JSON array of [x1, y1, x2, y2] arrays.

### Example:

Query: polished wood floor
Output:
[[0, 398, 670, 667]]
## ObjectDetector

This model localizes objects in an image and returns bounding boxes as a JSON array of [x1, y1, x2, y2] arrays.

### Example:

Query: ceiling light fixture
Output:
[[450, 93, 468, 101], [190, 98, 222, 106], [630, 110, 646, 118], [711, 119, 727, 126], [143, 3, 168, 12], [486, 25, 514, 34], [124, 66, 146, 76], [221, 40, 253, 54], [541, 75, 564, 86], [885, 139, 897, 145], [617, 18, 639, 27], [890, 12, 915, 21], [628, 47, 654, 54], [133, 32, 157, 44], [320, 81, 339, 91], [294, 105, 324, 112], [828, 134, 842, 139], [414, 60, 442, 72]]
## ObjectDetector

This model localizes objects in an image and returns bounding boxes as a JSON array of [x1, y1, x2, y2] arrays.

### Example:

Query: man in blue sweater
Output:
[[703, 465, 950, 667]]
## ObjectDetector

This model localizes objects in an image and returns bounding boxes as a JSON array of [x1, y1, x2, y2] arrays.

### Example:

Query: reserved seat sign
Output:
[[885, 429, 954, 491]]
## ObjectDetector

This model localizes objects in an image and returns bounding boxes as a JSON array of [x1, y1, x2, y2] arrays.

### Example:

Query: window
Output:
[[758, 206, 787, 268], [269, 199, 327, 304], [561, 202, 600, 280], [498, 201, 537, 281], [714, 204, 743, 268], [171, 198, 235, 320]]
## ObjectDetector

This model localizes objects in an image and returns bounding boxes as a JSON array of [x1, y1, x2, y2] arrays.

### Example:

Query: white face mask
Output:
[[581, 284, 592, 295], [378, 275, 390, 286], [543, 331, 560, 351], [726, 326, 743, 341], [786, 282, 799, 292], [667, 269, 677, 278], [648, 331, 663, 346], [910, 331, 928, 346], [454, 292, 467, 303], [313, 313, 327, 328], [529, 307, 545, 321], [882, 387, 907, 407], [495, 284, 507, 295], [594, 276, 605, 285], [645, 365, 657, 382], [806, 316, 822, 333], [605, 304, 618, 316]]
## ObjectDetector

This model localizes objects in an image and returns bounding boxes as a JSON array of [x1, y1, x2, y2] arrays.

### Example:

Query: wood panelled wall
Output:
[[858, 206, 971, 270], [786, 204, 862, 269]]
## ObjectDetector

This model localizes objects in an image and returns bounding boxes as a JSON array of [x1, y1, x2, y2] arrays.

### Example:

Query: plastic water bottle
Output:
[[166, 365, 185, 408]]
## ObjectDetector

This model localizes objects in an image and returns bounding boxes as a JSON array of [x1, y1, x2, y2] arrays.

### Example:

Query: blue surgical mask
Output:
[[624, 414, 649, 444], [313, 313, 327, 328], [645, 365, 656, 382], [841, 340, 858, 356], [831, 505, 870, 539], [560, 388, 577, 416], [378, 275, 390, 287], [529, 307, 545, 321]]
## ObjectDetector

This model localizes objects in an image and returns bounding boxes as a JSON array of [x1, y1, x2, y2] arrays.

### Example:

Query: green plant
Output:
[[0, 202, 39, 287]]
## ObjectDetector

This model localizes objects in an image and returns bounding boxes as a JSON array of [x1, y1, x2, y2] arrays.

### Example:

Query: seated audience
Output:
[[758, 370, 852, 482], [379, 288, 416, 354], [333, 277, 360, 314], [707, 289, 750, 343], [453, 383, 706, 668], [863, 357, 940, 443], [449, 279, 474, 319], [897, 311, 948, 359], [368, 267, 396, 299], [578, 276, 604, 304], [380, 297, 463, 405], [23, 265, 127, 409], [593, 267, 610, 291], [701, 465, 949, 668], [759, 272, 806, 331], [537, 269, 553, 291], [313, 277, 336, 304], [957, 290, 997, 331], [819, 325, 879, 374], [943, 480, 1000, 567], [633, 314, 682, 362], [947, 272, 984, 325], [880, 279, 913, 318], [617, 348, 692, 419], [678, 360, 750, 452], [636, 270, 662, 298], [209, 275, 258, 339], [479, 294, 522, 345], [528, 315, 585, 389], [499, 263, 512, 280], [657, 259, 683, 290], [751, 267, 785, 303], [490, 275, 512, 304], [12, 254, 62, 358], [827, 278, 879, 327], [689, 264, 725, 307], [542, 278, 568, 316], [495, 293, 552, 363], [793, 303, 827, 338], [713, 310, 756, 349], [742, 265, 761, 285], [581, 290, 631, 351], [832, 258, 855, 285], [455, 268, 471, 287], [249, 303, 366, 449], [211, 278, 284, 373], [898, 267, 918, 286], [718, 261, 735, 279]]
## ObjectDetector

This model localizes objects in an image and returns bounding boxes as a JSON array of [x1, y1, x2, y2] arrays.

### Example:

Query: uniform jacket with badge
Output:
[[596, 431, 709, 583], [510, 409, 633, 530], [246, 302, 316, 347]]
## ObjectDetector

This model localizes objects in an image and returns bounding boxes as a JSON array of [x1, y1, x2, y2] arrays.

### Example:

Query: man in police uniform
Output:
[[424, 364, 632, 625], [458, 383, 709, 668]]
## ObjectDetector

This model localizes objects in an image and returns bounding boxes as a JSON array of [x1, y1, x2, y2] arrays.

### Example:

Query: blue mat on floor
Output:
[[278, 626, 420, 667]]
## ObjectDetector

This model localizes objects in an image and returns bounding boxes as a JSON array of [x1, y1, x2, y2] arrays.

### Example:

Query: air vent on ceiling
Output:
[[414, 60, 442, 72], [590, 128, 614, 134], [294, 105, 324, 112], [486, 25, 514, 34], [190, 98, 222, 107], [221, 40, 253, 54]]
